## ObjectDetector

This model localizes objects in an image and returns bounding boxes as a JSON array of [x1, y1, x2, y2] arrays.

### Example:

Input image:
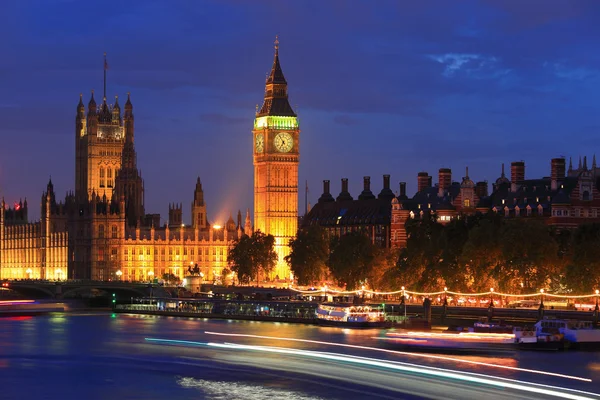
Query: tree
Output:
[[162, 273, 179, 285], [285, 226, 330, 286], [228, 234, 255, 284], [565, 223, 600, 292], [329, 230, 377, 290], [461, 216, 503, 292], [394, 213, 445, 291], [227, 230, 278, 285], [366, 247, 399, 291], [498, 219, 559, 292]]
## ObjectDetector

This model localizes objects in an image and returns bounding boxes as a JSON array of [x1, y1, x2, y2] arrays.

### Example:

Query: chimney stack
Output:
[[318, 180, 335, 203], [510, 161, 525, 192], [399, 182, 407, 198], [336, 178, 353, 202], [359, 176, 376, 200], [475, 181, 488, 198], [438, 168, 452, 197], [551, 158, 566, 191], [417, 172, 429, 193], [377, 174, 395, 201]]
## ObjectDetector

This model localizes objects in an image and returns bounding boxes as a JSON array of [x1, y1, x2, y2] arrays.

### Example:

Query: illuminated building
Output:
[[391, 156, 600, 248], [303, 157, 600, 250], [253, 36, 299, 281], [0, 57, 251, 282]]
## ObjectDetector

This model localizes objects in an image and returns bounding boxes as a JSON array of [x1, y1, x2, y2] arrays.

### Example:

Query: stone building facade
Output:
[[1, 66, 252, 282]]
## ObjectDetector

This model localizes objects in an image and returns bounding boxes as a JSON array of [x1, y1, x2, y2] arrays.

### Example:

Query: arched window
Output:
[[98, 224, 105, 239], [99, 167, 105, 188], [107, 168, 113, 188], [464, 199, 471, 208], [111, 225, 118, 238]]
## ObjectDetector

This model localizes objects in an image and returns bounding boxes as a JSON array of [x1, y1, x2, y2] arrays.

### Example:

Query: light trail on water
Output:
[[144, 337, 600, 400], [203, 331, 591, 383]]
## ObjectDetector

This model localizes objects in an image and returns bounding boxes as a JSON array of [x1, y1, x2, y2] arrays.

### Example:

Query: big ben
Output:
[[253, 36, 299, 281]]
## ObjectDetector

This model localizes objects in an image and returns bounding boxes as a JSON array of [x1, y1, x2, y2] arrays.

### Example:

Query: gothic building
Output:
[[0, 60, 252, 282], [253, 37, 299, 280]]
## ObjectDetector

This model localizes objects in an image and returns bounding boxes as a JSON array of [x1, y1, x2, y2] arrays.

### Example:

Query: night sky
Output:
[[1, 0, 600, 224]]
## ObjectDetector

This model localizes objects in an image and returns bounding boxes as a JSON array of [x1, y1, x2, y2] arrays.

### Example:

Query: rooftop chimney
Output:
[[359, 176, 376, 200], [378, 174, 395, 201], [318, 180, 335, 203], [551, 158, 566, 191], [475, 181, 488, 198], [417, 172, 429, 193], [438, 168, 452, 197], [399, 182, 407, 198], [336, 178, 353, 202], [510, 161, 525, 192]]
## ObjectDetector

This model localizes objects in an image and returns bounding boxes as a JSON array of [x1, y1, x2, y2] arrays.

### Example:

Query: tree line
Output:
[[227, 214, 600, 294]]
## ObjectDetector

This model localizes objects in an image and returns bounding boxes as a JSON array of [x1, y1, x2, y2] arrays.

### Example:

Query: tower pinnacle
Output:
[[274, 34, 279, 55]]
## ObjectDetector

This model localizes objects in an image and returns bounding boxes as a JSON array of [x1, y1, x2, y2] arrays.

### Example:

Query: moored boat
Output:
[[316, 303, 391, 328], [535, 318, 600, 350]]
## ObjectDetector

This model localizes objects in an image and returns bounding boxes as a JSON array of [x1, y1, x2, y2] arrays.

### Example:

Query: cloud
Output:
[[429, 53, 512, 80], [543, 61, 599, 81]]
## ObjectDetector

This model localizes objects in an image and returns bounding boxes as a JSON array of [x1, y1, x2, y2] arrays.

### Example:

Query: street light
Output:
[[26, 268, 32, 279], [595, 289, 599, 312], [116, 270, 122, 281], [56, 268, 63, 281], [148, 270, 154, 282], [490, 287, 494, 307]]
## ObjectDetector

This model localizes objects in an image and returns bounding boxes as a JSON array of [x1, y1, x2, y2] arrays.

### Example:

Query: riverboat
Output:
[[471, 320, 514, 334], [316, 303, 391, 328], [535, 318, 600, 350], [0, 300, 64, 317]]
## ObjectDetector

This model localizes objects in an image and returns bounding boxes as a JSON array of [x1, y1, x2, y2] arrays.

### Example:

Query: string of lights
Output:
[[289, 287, 600, 299]]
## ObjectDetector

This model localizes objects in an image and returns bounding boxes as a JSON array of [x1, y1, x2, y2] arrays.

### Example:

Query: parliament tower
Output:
[[253, 37, 300, 280]]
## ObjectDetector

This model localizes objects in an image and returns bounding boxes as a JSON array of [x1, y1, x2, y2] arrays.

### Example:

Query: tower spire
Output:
[[256, 36, 296, 117]]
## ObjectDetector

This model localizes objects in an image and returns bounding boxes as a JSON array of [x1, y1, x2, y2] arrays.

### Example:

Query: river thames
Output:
[[1, 312, 600, 399]]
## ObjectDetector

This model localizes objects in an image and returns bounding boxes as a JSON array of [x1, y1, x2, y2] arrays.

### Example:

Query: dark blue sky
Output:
[[1, 0, 600, 223]]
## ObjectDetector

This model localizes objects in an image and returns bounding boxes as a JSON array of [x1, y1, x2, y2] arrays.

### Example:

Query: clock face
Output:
[[274, 132, 293, 153], [255, 133, 264, 153]]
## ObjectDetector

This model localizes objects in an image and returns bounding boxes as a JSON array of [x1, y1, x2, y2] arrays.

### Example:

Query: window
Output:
[[98, 224, 105, 239], [111, 248, 117, 261], [99, 167, 105, 188], [98, 248, 104, 261], [107, 168, 113, 188], [464, 199, 470, 208], [583, 191, 590, 201], [111, 225, 118, 238]]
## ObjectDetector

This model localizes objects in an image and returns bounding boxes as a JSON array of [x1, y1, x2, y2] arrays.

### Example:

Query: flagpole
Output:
[[305, 180, 308, 216], [103, 52, 107, 99]]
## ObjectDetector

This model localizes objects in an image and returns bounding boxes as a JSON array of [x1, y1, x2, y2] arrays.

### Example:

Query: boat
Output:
[[0, 300, 64, 317], [383, 330, 517, 353], [471, 319, 514, 334], [534, 318, 600, 350], [316, 303, 391, 328]]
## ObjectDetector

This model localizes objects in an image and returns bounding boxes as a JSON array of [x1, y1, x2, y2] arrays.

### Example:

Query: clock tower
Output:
[[253, 36, 299, 281]]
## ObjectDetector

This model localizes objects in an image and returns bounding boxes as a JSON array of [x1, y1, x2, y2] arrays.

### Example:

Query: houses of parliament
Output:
[[0, 40, 299, 282]]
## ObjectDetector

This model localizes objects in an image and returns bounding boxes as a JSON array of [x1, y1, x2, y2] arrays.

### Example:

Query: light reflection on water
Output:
[[178, 377, 324, 400], [0, 313, 598, 399]]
